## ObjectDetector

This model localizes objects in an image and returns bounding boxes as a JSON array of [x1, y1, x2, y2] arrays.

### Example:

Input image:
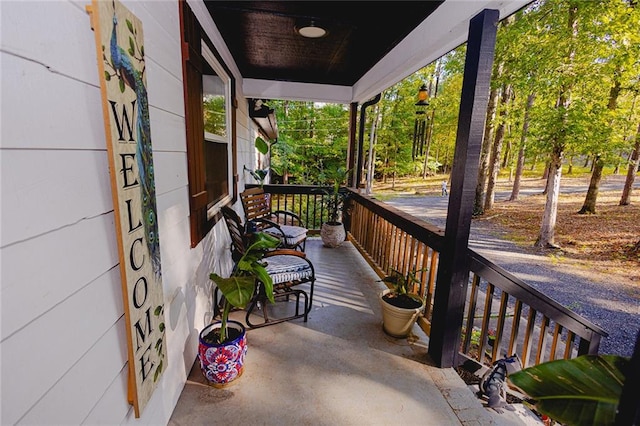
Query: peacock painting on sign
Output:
[[88, 0, 166, 417]]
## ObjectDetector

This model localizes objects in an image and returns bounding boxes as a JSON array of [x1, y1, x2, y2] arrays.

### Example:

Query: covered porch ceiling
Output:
[[199, 0, 530, 104]]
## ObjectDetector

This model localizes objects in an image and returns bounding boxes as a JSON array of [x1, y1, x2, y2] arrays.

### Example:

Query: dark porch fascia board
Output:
[[429, 9, 500, 368]]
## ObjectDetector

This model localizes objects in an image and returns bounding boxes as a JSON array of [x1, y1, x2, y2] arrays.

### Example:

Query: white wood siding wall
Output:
[[1, 1, 253, 423]]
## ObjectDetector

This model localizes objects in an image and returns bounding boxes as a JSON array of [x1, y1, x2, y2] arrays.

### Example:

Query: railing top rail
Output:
[[469, 250, 609, 339], [347, 189, 447, 252], [249, 184, 332, 195]]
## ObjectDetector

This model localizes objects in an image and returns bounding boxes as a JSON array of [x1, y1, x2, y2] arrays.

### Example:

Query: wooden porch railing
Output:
[[254, 184, 608, 370], [251, 184, 337, 232]]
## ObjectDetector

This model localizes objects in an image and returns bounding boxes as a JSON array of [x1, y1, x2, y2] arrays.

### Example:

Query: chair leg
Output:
[[246, 288, 309, 328], [307, 278, 315, 316]]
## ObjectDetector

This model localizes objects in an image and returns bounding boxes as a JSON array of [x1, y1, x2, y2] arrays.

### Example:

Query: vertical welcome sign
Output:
[[87, 0, 166, 417]]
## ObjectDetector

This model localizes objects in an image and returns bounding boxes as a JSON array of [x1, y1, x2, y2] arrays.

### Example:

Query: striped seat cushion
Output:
[[264, 255, 313, 284], [264, 225, 307, 247]]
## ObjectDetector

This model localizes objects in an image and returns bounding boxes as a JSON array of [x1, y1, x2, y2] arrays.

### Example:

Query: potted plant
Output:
[[198, 231, 281, 387], [379, 268, 426, 338], [318, 166, 350, 248]]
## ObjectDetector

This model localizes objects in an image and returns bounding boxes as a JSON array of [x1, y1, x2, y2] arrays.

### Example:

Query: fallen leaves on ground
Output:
[[477, 190, 640, 288]]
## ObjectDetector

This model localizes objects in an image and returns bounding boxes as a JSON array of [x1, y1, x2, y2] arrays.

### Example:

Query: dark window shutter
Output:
[[180, 1, 212, 247]]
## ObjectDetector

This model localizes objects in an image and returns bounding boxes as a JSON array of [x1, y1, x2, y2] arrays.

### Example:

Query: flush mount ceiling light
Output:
[[296, 21, 327, 38]]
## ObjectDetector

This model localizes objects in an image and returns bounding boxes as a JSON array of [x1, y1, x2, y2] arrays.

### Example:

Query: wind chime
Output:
[[412, 84, 429, 160]]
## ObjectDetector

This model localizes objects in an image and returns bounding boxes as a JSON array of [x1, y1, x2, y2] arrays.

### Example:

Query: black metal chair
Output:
[[215, 206, 315, 328]]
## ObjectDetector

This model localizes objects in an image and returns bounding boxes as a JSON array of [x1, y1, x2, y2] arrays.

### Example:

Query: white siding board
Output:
[[158, 222, 192, 296], [82, 367, 131, 425], [156, 188, 191, 291], [0, 1, 100, 86], [18, 318, 128, 425], [0, 53, 105, 150], [123, 0, 183, 81], [1, 268, 123, 425], [153, 151, 188, 196], [146, 59, 185, 117], [138, 1, 181, 44], [149, 107, 186, 153], [1, 149, 112, 246], [1, 213, 118, 339]]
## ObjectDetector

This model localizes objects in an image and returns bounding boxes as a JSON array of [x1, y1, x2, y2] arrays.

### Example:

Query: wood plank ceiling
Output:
[[204, 1, 444, 87]]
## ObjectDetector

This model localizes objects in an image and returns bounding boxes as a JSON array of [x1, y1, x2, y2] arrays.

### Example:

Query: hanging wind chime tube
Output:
[[413, 84, 429, 160]]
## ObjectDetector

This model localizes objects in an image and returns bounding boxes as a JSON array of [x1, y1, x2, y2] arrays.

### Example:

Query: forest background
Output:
[[262, 0, 639, 277]]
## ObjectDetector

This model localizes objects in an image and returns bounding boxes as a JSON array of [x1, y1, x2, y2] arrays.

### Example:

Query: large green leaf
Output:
[[508, 355, 628, 426], [246, 232, 281, 251], [255, 136, 269, 154], [209, 273, 256, 309]]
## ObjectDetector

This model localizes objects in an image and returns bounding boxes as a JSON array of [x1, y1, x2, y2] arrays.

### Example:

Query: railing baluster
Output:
[[508, 299, 523, 358], [462, 274, 481, 355], [550, 322, 562, 361], [535, 315, 550, 364], [522, 307, 537, 368], [479, 282, 495, 363], [492, 290, 510, 362], [564, 331, 576, 359]]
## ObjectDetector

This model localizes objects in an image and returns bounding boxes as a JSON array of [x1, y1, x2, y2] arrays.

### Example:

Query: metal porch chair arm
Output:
[[272, 210, 305, 227], [248, 218, 288, 242]]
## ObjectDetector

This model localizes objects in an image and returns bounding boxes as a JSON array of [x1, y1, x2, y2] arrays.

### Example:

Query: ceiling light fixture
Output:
[[296, 21, 327, 38]]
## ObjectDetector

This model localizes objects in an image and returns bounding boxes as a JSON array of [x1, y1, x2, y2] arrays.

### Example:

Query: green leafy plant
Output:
[[245, 136, 276, 187], [318, 166, 351, 224], [508, 354, 629, 426], [208, 232, 281, 343], [380, 268, 426, 309]]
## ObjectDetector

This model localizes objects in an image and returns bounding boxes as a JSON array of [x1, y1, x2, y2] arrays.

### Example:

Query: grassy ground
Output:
[[373, 173, 640, 288]]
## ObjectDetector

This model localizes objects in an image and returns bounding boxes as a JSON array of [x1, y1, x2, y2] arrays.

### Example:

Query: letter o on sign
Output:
[[133, 276, 148, 308]]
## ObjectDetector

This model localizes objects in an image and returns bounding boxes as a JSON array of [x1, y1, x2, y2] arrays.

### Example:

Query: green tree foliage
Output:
[[270, 101, 350, 184]]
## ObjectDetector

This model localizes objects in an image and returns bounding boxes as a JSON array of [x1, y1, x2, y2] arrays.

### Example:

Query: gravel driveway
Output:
[[382, 177, 640, 358]]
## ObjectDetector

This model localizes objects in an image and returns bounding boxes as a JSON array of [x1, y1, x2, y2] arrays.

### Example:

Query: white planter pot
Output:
[[379, 289, 424, 338], [321, 222, 346, 248]]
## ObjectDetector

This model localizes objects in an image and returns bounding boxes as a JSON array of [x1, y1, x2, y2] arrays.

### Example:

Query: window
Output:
[[202, 44, 232, 214], [180, 2, 237, 247]]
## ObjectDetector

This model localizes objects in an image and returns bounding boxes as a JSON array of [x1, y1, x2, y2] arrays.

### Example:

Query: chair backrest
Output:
[[220, 206, 247, 262], [240, 187, 272, 222]]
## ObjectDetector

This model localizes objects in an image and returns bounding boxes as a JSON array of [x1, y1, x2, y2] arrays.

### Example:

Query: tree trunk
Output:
[[578, 155, 603, 214], [620, 122, 640, 205], [567, 156, 573, 174], [580, 71, 621, 213], [501, 133, 512, 169], [536, 3, 577, 248], [510, 92, 536, 201], [484, 83, 512, 212], [473, 65, 501, 216], [535, 148, 563, 248]]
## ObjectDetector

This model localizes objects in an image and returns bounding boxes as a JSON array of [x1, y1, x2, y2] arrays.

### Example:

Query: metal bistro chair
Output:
[[216, 206, 315, 328], [240, 187, 308, 251]]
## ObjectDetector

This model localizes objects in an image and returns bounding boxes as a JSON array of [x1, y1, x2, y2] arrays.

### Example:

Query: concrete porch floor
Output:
[[169, 238, 539, 425]]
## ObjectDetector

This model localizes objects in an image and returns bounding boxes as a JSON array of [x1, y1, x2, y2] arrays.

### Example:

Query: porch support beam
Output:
[[347, 102, 358, 187], [428, 9, 499, 368], [355, 94, 381, 189]]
